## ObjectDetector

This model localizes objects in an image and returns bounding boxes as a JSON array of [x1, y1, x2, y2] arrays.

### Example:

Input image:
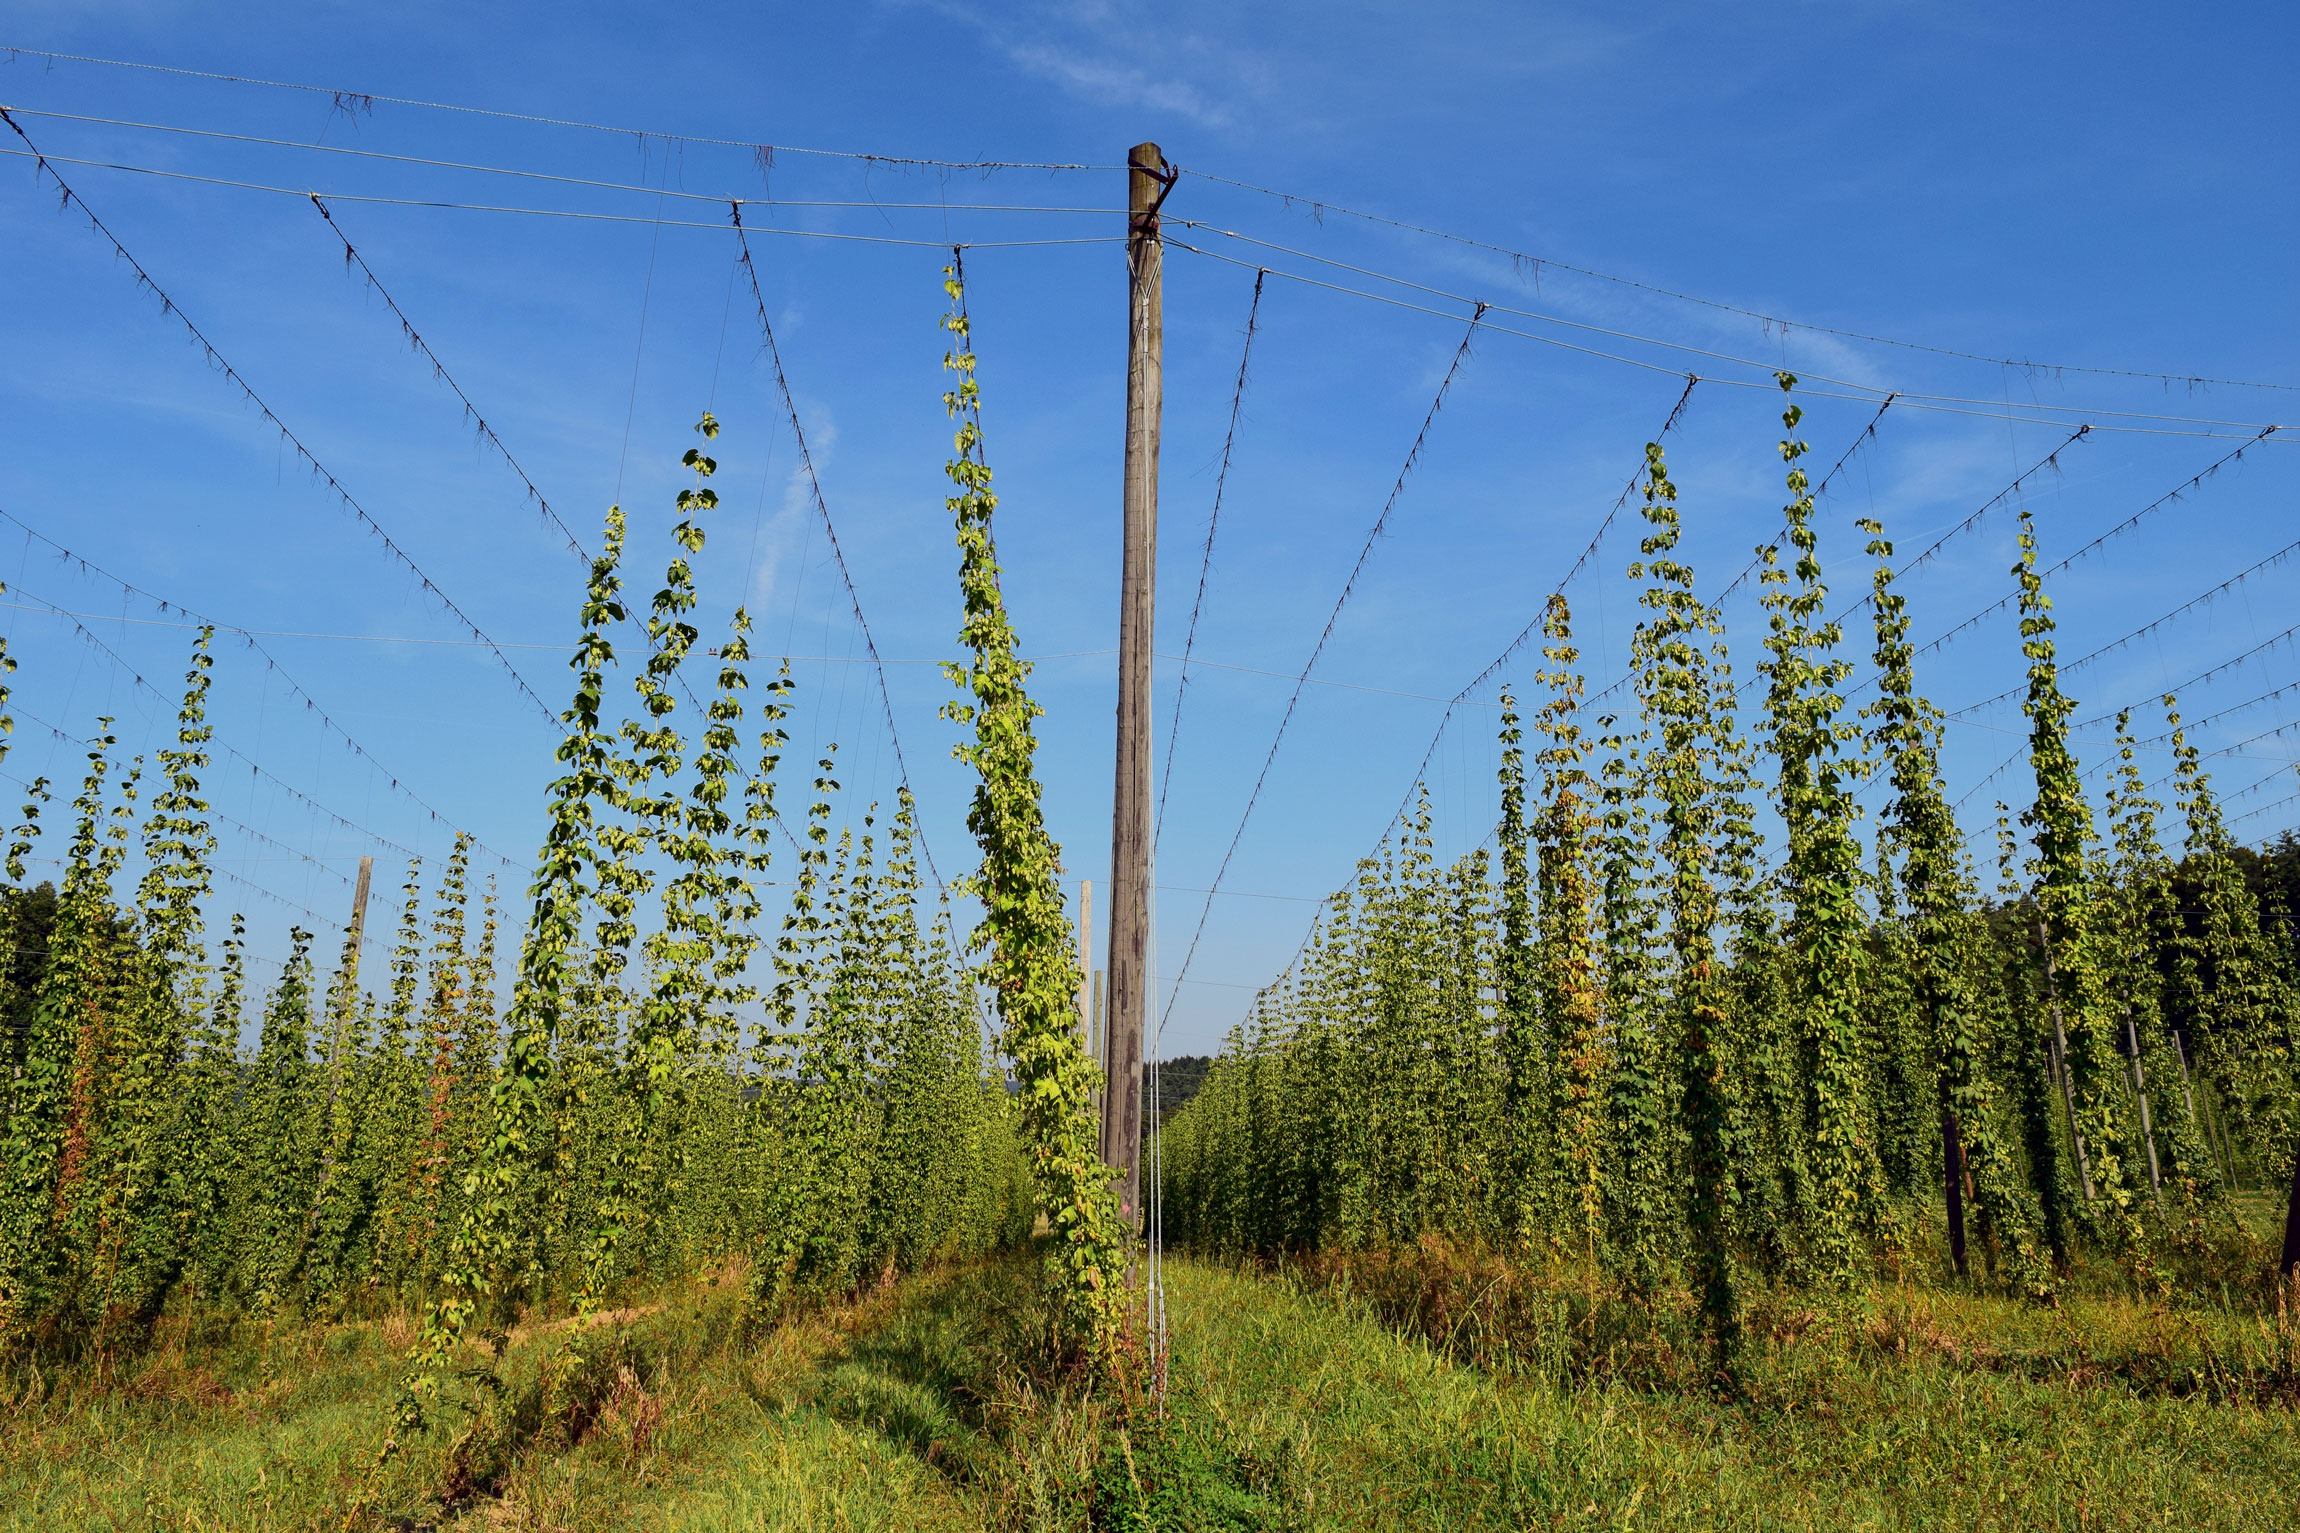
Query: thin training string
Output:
[[307, 194, 590, 561], [614, 144, 672, 502], [1155, 267, 1266, 850], [1156, 304, 1489, 1035], [0, 533, 515, 868], [1239, 379, 1700, 1017], [729, 212, 945, 893], [1145, 796, 1167, 1405]]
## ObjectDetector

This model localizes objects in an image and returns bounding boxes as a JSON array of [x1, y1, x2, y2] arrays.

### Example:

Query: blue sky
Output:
[[0, 3, 2294, 1056]]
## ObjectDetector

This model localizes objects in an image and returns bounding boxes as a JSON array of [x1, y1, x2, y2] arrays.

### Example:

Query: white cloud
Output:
[[750, 410, 836, 616], [1002, 39, 1235, 127], [897, 0, 1272, 131]]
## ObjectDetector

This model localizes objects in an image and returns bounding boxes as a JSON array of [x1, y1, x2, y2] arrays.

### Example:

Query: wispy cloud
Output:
[[898, 0, 1271, 130], [1001, 39, 1235, 127], [752, 410, 836, 619]]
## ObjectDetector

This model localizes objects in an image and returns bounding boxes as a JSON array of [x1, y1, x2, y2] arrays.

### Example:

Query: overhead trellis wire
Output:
[[12, 46, 2292, 394], [1950, 743, 2034, 817], [2134, 722, 2300, 806], [306, 193, 590, 561], [3, 105, 1124, 212], [1948, 687, 2300, 822], [1165, 240, 2284, 443], [2231, 777, 2300, 826], [2221, 772, 2288, 809], [2199, 714, 2300, 764], [2, 47, 1123, 171], [1955, 520, 2300, 723], [2140, 680, 2300, 750], [191, 802, 356, 891], [1155, 266, 1265, 849], [0, 602, 1479, 709], [1895, 427, 2278, 675], [1157, 303, 1490, 1033], [0, 145, 1125, 246], [729, 204, 945, 893], [16, 124, 2287, 427], [0, 106, 559, 726], [0, 713, 353, 917], [1176, 221, 2296, 436], [2076, 622, 2300, 733], [1183, 168, 2300, 395], [5, 583, 507, 876]]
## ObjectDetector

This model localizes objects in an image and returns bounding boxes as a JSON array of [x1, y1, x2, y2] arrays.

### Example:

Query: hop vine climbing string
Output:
[[1232, 375, 1706, 1004], [1371, 375, 1702, 856], [935, 252, 1127, 1366]]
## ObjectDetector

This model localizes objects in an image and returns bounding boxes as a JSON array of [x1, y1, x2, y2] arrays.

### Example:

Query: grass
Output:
[[1173, 1260, 2300, 1529], [4, 1242, 2298, 1530], [0, 1277, 986, 1532]]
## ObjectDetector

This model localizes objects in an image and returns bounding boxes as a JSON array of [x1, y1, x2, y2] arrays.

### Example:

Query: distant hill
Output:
[[1146, 1055, 1213, 1128], [995, 1054, 1215, 1124]]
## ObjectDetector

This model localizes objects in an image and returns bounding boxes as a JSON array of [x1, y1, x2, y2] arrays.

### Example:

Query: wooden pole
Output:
[[1077, 878, 1100, 1126], [321, 855, 375, 1156], [2280, 1136, 2300, 1279], [1093, 971, 1107, 1063], [333, 855, 375, 1074], [1077, 878, 1094, 1046], [2122, 998, 2162, 1205], [2034, 917, 2096, 1203], [1103, 140, 1168, 1235], [348, 855, 375, 960], [1935, 1079, 1968, 1278]]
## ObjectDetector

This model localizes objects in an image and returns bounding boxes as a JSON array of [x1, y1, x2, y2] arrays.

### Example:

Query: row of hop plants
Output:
[[1163, 376, 2300, 1368], [0, 392, 1059, 1375]]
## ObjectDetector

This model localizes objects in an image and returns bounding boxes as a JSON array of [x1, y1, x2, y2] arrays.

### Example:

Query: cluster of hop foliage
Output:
[[0, 408, 1039, 1375], [937, 259, 1130, 1367], [1164, 377, 2300, 1363]]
